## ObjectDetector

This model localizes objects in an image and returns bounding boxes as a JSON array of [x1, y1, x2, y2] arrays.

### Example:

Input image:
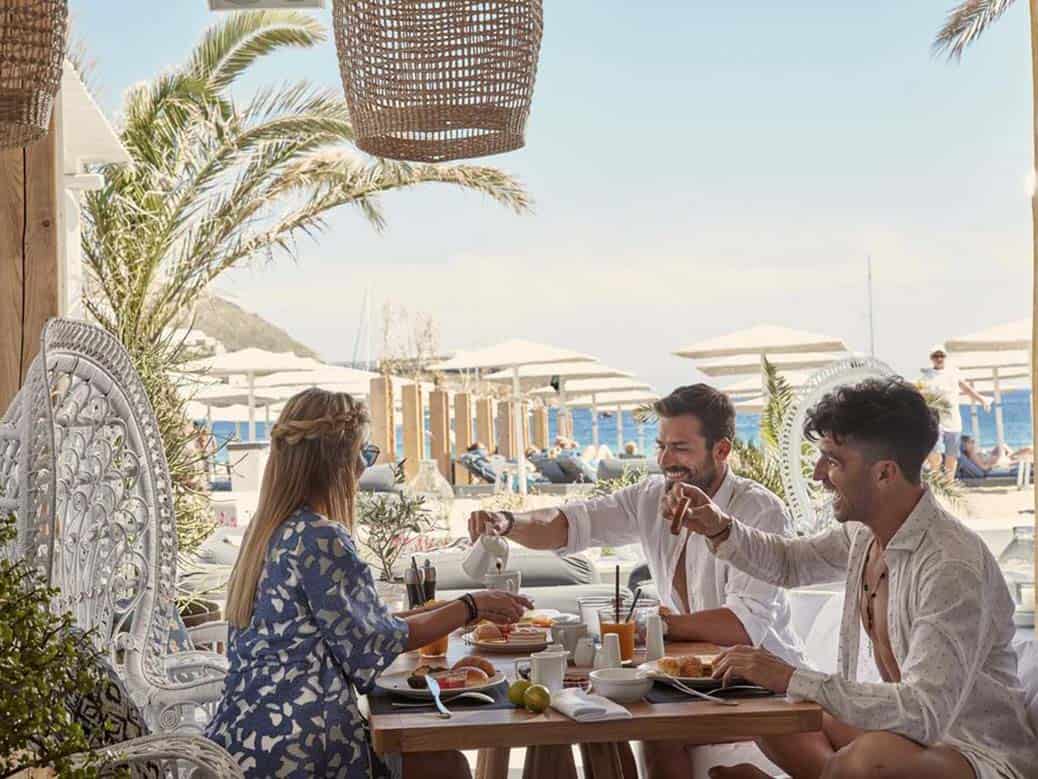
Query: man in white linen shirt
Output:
[[469, 384, 808, 779], [668, 377, 1036, 779]]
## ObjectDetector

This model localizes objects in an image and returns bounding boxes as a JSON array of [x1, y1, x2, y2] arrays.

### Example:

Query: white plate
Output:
[[462, 630, 550, 654], [375, 669, 506, 700], [637, 658, 720, 690]]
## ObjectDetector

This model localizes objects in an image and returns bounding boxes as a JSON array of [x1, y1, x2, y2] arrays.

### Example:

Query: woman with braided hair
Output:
[[206, 388, 532, 778]]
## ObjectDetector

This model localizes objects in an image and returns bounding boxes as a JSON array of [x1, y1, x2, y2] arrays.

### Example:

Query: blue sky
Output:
[[75, 1, 1032, 394]]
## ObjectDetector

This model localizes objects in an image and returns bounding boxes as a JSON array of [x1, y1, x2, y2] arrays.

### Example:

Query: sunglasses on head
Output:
[[361, 442, 381, 468]]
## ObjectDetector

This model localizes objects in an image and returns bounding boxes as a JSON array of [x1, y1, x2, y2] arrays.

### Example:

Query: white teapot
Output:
[[462, 532, 510, 581]]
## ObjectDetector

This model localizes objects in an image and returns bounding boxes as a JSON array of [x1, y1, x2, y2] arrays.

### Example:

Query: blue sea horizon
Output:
[[205, 389, 1033, 465]]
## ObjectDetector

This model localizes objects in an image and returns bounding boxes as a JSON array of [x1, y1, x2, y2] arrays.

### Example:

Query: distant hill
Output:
[[184, 294, 320, 358]]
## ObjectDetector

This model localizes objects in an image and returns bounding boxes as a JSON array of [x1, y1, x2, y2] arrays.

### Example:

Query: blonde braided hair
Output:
[[271, 407, 368, 446]]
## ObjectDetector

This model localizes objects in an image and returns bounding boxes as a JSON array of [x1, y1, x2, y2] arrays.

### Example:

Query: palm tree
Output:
[[933, 0, 1036, 565], [81, 10, 532, 554]]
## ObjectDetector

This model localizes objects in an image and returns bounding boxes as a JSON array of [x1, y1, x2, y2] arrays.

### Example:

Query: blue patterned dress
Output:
[[206, 507, 408, 778]]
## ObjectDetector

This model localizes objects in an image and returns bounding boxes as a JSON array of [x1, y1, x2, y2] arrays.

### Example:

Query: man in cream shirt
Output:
[[469, 384, 807, 778], [670, 378, 1036, 779]]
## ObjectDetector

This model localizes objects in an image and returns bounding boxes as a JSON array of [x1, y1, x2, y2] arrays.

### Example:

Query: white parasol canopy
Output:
[[674, 325, 848, 360], [945, 319, 1030, 353], [254, 365, 379, 388], [694, 351, 850, 378], [431, 341, 596, 494], [181, 348, 325, 440]]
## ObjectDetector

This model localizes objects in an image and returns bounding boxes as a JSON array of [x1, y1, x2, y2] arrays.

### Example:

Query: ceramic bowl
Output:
[[589, 667, 653, 704]]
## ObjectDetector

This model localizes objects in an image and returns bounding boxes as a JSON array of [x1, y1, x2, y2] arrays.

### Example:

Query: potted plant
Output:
[[0, 515, 112, 778]]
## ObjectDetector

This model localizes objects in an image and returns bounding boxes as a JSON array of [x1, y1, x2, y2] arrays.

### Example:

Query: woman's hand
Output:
[[471, 589, 534, 624]]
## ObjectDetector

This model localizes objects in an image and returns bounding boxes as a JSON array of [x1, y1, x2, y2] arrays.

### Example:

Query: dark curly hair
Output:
[[653, 384, 735, 448], [803, 378, 938, 485]]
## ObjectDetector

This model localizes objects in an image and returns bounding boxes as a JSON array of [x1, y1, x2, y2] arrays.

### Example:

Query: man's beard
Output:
[[664, 461, 718, 493]]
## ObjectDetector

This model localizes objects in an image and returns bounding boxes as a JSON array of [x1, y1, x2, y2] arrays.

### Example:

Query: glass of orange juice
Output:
[[419, 634, 449, 657], [598, 608, 636, 662]]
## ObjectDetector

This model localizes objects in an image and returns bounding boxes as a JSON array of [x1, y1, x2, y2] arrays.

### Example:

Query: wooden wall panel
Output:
[[453, 392, 473, 485], [428, 389, 450, 482], [0, 148, 25, 410], [401, 383, 423, 480]]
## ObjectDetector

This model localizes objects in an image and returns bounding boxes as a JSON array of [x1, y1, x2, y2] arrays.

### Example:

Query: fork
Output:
[[392, 692, 495, 708], [658, 674, 739, 706]]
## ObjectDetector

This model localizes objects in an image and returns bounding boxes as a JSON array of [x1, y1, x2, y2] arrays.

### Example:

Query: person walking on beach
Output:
[[669, 378, 1035, 779], [468, 384, 807, 778], [920, 345, 989, 479]]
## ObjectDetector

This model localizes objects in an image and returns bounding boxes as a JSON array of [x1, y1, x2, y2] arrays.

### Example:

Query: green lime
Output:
[[508, 679, 532, 707], [522, 684, 551, 714]]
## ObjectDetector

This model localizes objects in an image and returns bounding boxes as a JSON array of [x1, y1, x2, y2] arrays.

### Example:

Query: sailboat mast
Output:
[[867, 255, 875, 357]]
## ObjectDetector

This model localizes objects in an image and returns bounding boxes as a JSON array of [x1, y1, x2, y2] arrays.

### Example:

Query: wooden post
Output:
[[369, 376, 394, 464], [496, 401, 516, 460], [429, 389, 451, 482], [1030, 0, 1038, 636], [532, 406, 549, 450], [454, 392, 474, 485], [522, 401, 531, 455], [0, 108, 62, 411], [401, 383, 423, 480], [476, 397, 494, 452]]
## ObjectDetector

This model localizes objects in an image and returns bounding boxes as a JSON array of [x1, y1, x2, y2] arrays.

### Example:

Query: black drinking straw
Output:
[[624, 588, 643, 624], [411, 556, 423, 605], [614, 565, 620, 624]]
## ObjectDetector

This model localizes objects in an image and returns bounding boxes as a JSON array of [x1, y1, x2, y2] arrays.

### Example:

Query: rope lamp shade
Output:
[[0, 0, 68, 148], [333, 0, 543, 162]]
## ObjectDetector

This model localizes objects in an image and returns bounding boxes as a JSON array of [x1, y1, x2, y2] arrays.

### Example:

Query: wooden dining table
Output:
[[368, 636, 823, 779]]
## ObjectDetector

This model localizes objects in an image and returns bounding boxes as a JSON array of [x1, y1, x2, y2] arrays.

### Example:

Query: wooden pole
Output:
[[1030, 0, 1038, 636], [369, 376, 394, 464], [454, 392, 474, 485], [496, 400, 516, 460], [476, 397, 494, 452], [0, 107, 61, 411], [429, 389, 451, 482], [522, 401, 531, 456], [532, 406, 549, 450], [401, 383, 423, 480]]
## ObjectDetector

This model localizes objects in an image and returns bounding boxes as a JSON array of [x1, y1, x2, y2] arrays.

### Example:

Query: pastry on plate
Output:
[[452, 655, 496, 676], [657, 655, 706, 677], [473, 623, 505, 642]]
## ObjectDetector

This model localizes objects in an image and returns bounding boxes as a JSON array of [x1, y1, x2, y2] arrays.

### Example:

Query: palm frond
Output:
[[933, 0, 1017, 59], [189, 10, 325, 91]]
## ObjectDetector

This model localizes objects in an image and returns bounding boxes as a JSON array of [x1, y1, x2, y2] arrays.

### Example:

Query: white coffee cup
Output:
[[573, 636, 596, 667], [527, 649, 567, 693], [550, 621, 588, 654], [462, 533, 510, 581], [484, 569, 521, 594]]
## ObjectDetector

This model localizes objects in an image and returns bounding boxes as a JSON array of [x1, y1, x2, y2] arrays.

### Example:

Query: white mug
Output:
[[550, 621, 588, 654], [462, 533, 510, 581], [484, 569, 521, 594], [517, 649, 567, 693], [573, 636, 596, 667]]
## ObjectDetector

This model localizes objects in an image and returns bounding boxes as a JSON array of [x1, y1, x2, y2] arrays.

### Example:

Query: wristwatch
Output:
[[500, 510, 516, 536]]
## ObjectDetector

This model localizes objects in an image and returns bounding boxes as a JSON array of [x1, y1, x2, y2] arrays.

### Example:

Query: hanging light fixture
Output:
[[0, 0, 68, 148], [333, 0, 543, 163]]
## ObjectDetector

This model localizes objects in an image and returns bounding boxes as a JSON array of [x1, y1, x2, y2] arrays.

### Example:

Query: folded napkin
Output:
[[551, 689, 633, 723]]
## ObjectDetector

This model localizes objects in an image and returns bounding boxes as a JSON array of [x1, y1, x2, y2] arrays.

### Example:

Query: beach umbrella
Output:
[[181, 348, 324, 441], [674, 324, 848, 359], [694, 350, 851, 378], [947, 323, 1032, 452], [568, 390, 661, 453], [532, 377, 652, 447], [488, 363, 636, 444], [431, 340, 595, 494]]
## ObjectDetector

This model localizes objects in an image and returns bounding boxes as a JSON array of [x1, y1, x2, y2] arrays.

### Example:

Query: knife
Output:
[[424, 675, 452, 719]]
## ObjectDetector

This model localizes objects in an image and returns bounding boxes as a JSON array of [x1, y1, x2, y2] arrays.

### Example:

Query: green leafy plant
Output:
[[589, 465, 649, 499], [78, 10, 531, 557], [0, 516, 109, 778], [356, 463, 437, 582]]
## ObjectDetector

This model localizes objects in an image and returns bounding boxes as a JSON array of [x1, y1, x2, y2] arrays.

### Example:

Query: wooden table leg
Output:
[[579, 743, 625, 779], [475, 747, 510, 779], [617, 741, 638, 778], [522, 745, 577, 779]]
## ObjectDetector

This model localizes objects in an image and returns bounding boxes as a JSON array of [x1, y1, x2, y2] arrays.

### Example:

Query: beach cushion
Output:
[[596, 457, 660, 481], [359, 463, 401, 493], [530, 453, 569, 484], [406, 545, 598, 590], [556, 452, 597, 483], [458, 451, 498, 483]]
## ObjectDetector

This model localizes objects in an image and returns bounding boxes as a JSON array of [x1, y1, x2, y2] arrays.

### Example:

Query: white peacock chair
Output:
[[779, 356, 895, 536], [0, 319, 242, 777]]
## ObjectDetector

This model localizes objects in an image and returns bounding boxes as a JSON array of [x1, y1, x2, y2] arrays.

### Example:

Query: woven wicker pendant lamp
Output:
[[333, 0, 543, 163], [0, 0, 68, 148]]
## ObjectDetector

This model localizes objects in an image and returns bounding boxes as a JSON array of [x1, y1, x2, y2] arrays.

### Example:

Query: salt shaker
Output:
[[645, 614, 665, 662]]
